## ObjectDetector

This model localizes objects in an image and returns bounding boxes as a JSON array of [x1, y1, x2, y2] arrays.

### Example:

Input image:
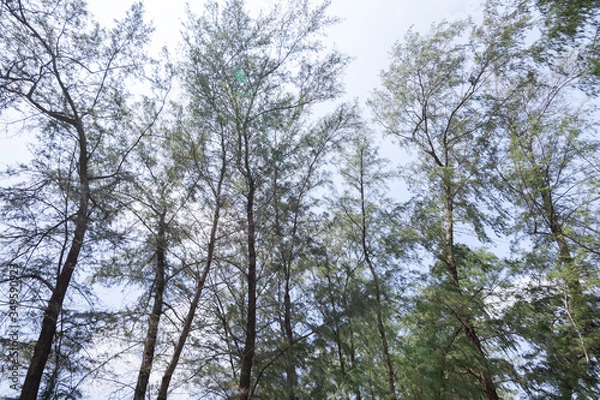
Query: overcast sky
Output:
[[1, 0, 484, 168], [90, 0, 484, 102], [0, 2, 486, 396]]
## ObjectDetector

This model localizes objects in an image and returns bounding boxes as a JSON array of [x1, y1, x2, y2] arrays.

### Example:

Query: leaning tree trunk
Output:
[[443, 183, 499, 400], [157, 154, 227, 400], [21, 122, 90, 400]]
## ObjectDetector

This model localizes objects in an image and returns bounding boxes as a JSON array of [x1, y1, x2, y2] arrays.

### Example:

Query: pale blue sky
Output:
[[0, 0, 483, 171], [0, 1, 487, 397], [90, 0, 483, 102], [0, 0, 482, 168]]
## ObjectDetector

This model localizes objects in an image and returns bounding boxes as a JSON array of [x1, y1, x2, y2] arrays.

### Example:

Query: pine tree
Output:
[[370, 10, 529, 398], [0, 1, 153, 397], [491, 48, 600, 397], [170, 0, 353, 398]]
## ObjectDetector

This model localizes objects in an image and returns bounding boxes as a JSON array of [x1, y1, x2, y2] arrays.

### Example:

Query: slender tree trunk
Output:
[[157, 161, 226, 400], [443, 183, 499, 400], [133, 213, 167, 400], [542, 190, 587, 319], [444, 185, 459, 284], [273, 161, 298, 400], [20, 124, 89, 400], [364, 251, 397, 400], [236, 113, 259, 399], [239, 179, 257, 400], [325, 273, 347, 377], [540, 188, 598, 362], [358, 157, 397, 400], [283, 273, 297, 400]]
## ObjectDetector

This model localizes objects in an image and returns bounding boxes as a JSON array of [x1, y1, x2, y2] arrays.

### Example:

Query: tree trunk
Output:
[[358, 157, 397, 400], [20, 124, 89, 400], [283, 275, 297, 400], [157, 163, 225, 400], [443, 183, 499, 400], [134, 213, 167, 400], [239, 179, 257, 400], [540, 187, 598, 362], [274, 160, 298, 400]]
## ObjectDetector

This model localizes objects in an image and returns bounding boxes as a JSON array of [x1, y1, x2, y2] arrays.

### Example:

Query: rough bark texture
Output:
[[21, 122, 89, 400], [134, 214, 167, 400]]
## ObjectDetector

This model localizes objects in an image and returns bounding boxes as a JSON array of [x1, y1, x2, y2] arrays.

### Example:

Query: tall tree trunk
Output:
[[237, 111, 258, 398], [443, 183, 499, 400], [540, 186, 598, 366], [358, 156, 397, 400], [157, 158, 226, 400], [20, 123, 89, 400], [134, 213, 167, 400], [364, 248, 397, 400], [239, 179, 257, 400], [273, 160, 298, 400], [325, 273, 347, 377], [542, 189, 591, 327], [283, 272, 297, 400]]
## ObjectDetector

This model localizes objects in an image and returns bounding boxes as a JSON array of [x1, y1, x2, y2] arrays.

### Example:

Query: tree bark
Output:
[[239, 121, 257, 399], [134, 213, 167, 400], [20, 123, 89, 400], [157, 159, 226, 400], [443, 182, 499, 400], [238, 179, 257, 400], [283, 275, 297, 400]]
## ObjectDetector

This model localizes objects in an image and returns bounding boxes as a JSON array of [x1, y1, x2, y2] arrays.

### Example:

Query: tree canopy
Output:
[[0, 0, 599, 399]]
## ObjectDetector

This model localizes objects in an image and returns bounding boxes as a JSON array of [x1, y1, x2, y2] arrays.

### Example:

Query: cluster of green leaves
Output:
[[1, 0, 599, 399]]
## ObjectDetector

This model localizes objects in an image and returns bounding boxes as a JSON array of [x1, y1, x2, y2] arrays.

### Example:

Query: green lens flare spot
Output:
[[235, 67, 247, 83]]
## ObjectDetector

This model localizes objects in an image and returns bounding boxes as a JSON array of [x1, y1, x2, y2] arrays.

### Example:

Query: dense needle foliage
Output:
[[0, 0, 598, 399]]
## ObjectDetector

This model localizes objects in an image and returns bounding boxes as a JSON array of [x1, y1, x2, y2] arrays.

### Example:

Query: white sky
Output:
[[0, 0, 490, 240], [90, 0, 484, 104], [0, 0, 484, 171]]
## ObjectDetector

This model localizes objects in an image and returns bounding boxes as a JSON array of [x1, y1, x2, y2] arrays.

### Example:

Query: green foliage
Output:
[[534, 0, 600, 90], [537, 0, 600, 39], [2, 0, 600, 398], [398, 247, 518, 399], [488, 4, 600, 396]]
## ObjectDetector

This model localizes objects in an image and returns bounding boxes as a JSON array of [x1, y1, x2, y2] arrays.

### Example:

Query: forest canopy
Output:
[[0, 0, 599, 399]]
